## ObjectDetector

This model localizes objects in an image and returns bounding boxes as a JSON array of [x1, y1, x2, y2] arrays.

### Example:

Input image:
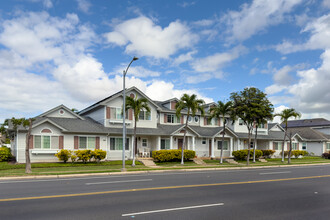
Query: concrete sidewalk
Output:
[[1, 162, 330, 181]]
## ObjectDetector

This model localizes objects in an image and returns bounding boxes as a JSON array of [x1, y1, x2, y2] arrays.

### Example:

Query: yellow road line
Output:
[[1, 174, 330, 202]]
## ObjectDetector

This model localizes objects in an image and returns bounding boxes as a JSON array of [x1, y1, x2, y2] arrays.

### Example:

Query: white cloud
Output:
[[172, 50, 197, 66], [273, 65, 293, 85], [104, 16, 199, 59], [265, 84, 287, 95], [76, 0, 91, 13], [276, 13, 330, 54], [178, 1, 196, 8], [112, 65, 161, 78], [322, 0, 330, 8], [191, 45, 246, 72], [222, 0, 302, 42]]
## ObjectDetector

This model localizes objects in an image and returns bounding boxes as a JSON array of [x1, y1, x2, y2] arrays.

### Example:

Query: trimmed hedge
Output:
[[261, 150, 275, 158], [55, 149, 107, 163], [152, 150, 195, 162], [232, 149, 263, 161], [0, 146, 12, 162], [284, 150, 308, 158]]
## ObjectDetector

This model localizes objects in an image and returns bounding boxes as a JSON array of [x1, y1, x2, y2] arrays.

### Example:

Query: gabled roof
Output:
[[236, 130, 285, 141], [284, 118, 330, 128], [287, 127, 329, 141], [268, 123, 285, 132], [38, 105, 84, 120], [79, 86, 162, 115]]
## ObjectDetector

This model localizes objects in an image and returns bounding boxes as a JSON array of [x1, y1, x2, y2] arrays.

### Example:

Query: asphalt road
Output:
[[1, 164, 330, 220]]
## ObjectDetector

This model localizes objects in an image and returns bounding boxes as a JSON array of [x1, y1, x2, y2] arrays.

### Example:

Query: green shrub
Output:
[[92, 149, 106, 163], [75, 150, 92, 163], [292, 150, 308, 157], [55, 149, 72, 163], [261, 150, 275, 158], [0, 146, 12, 162], [152, 150, 195, 162], [232, 149, 263, 160], [70, 154, 77, 164]]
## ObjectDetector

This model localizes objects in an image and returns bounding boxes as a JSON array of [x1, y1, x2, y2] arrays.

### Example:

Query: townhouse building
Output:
[[8, 87, 327, 163]]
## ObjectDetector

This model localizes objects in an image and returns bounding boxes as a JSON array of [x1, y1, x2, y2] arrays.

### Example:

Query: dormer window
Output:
[[167, 114, 180, 123], [258, 123, 266, 129], [139, 110, 151, 120], [110, 107, 128, 120]]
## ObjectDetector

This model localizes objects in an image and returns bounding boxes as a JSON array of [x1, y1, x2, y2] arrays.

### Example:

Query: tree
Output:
[[230, 87, 272, 165], [209, 101, 233, 164], [4, 118, 34, 173], [125, 96, 150, 167], [275, 108, 301, 163], [175, 94, 205, 165], [252, 97, 273, 163], [71, 108, 79, 113]]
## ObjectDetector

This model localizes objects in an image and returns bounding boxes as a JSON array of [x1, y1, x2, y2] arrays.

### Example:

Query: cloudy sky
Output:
[[1, 0, 330, 122]]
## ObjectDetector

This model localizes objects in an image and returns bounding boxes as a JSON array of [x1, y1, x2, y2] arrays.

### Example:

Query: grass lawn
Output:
[[154, 160, 198, 167], [0, 160, 145, 177]]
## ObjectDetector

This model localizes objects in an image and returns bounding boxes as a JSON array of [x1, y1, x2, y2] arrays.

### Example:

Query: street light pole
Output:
[[122, 56, 138, 171]]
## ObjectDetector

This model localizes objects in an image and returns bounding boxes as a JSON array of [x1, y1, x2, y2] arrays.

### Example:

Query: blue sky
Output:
[[1, 0, 330, 122]]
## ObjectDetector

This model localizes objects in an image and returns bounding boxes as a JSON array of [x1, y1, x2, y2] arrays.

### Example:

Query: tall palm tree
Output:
[[125, 96, 150, 167], [209, 101, 232, 164], [175, 94, 205, 165], [275, 108, 301, 163]]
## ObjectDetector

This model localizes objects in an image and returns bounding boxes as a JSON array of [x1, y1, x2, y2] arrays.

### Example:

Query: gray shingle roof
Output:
[[236, 131, 285, 141], [284, 118, 330, 128], [287, 127, 329, 141]]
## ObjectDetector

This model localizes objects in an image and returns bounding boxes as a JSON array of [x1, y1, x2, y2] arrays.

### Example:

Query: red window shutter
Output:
[[106, 107, 111, 119], [218, 118, 221, 126], [129, 109, 133, 120], [59, 136, 64, 149], [264, 123, 268, 129], [74, 136, 79, 149], [204, 117, 207, 125], [171, 101, 177, 110], [29, 135, 33, 149], [96, 137, 100, 149], [164, 114, 167, 123], [181, 116, 184, 124]]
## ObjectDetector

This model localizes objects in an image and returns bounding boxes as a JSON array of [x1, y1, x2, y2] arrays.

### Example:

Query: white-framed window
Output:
[[202, 138, 206, 145], [139, 110, 151, 120], [142, 138, 148, 147], [78, 137, 96, 149], [110, 137, 129, 150], [194, 116, 199, 123], [161, 139, 170, 149], [110, 107, 128, 120], [326, 142, 330, 150], [273, 142, 282, 150], [34, 135, 59, 149], [292, 142, 298, 150], [258, 123, 266, 129], [302, 142, 307, 150], [205, 117, 218, 125], [167, 114, 180, 123], [188, 116, 192, 122], [239, 119, 244, 126], [217, 140, 228, 150]]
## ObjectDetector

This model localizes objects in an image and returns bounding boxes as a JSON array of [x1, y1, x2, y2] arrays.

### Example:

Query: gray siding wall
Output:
[[83, 107, 105, 125], [314, 127, 330, 135], [306, 142, 323, 156]]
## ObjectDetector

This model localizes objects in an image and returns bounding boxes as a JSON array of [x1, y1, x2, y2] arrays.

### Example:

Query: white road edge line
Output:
[[85, 179, 153, 185], [259, 171, 291, 175], [122, 203, 224, 216]]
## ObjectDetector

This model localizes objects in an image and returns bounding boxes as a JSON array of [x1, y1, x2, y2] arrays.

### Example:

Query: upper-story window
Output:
[[139, 110, 151, 120], [188, 116, 192, 122], [110, 107, 128, 120], [194, 116, 199, 123], [258, 123, 266, 129], [167, 114, 180, 123], [239, 119, 245, 126], [206, 117, 218, 126]]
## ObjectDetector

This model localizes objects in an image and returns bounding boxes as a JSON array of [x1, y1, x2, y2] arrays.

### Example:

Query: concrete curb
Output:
[[1, 162, 330, 181]]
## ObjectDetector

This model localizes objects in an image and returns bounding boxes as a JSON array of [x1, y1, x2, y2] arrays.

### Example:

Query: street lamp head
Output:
[[133, 56, 139, 61]]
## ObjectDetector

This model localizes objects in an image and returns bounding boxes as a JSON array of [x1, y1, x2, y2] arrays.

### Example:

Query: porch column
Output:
[[230, 137, 233, 157], [170, 136, 173, 149], [157, 136, 161, 150], [211, 138, 215, 158], [192, 136, 195, 151]]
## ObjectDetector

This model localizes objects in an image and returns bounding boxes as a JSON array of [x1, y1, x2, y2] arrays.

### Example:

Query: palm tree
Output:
[[275, 108, 301, 163], [209, 101, 232, 164], [125, 96, 150, 167], [175, 94, 205, 165]]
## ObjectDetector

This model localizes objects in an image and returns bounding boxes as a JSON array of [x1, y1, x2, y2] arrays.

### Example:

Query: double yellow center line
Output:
[[1, 174, 330, 202]]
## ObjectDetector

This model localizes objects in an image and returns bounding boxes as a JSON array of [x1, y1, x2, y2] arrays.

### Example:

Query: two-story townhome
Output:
[[282, 118, 330, 156], [8, 86, 296, 163]]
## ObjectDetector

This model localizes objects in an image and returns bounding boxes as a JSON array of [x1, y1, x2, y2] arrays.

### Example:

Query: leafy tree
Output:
[[71, 108, 79, 113], [175, 94, 205, 165], [251, 96, 273, 163], [5, 118, 34, 173], [275, 108, 301, 163], [230, 87, 272, 165], [125, 96, 150, 167], [209, 101, 233, 164]]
